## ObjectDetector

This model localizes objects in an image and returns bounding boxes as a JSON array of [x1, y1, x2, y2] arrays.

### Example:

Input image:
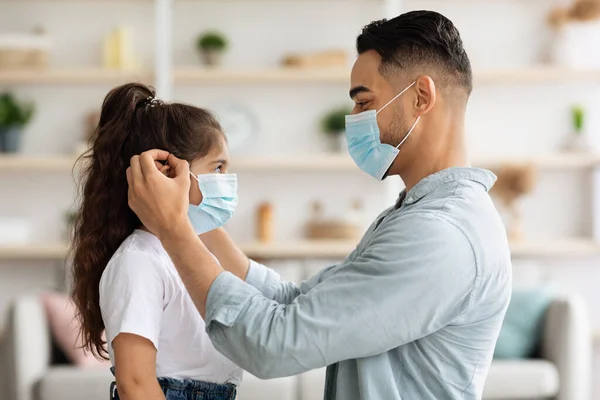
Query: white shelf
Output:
[[239, 240, 357, 259], [0, 243, 69, 260], [232, 154, 356, 172], [175, 67, 600, 85], [242, 239, 600, 258], [3, 67, 600, 86], [0, 68, 152, 85], [475, 67, 600, 85], [1, 153, 599, 173], [173, 67, 350, 85], [1, 238, 600, 260], [0, 155, 78, 172], [479, 153, 600, 170], [510, 239, 600, 257]]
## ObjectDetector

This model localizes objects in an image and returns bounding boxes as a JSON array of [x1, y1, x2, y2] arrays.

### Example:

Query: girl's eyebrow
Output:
[[211, 159, 229, 165]]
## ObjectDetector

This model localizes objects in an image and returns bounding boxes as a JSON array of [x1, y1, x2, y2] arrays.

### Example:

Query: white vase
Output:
[[552, 21, 600, 68], [201, 50, 223, 67], [562, 131, 591, 153]]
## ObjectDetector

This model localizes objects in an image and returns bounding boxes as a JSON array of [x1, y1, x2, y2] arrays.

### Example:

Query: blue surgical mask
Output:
[[188, 172, 238, 234], [345, 81, 420, 180]]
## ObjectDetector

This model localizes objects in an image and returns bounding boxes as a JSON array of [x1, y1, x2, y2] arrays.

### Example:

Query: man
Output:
[[127, 10, 512, 400]]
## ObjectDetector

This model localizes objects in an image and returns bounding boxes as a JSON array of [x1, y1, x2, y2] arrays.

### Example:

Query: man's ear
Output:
[[414, 76, 436, 116]]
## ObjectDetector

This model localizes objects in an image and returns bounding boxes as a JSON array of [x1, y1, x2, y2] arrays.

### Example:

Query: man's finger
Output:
[[159, 164, 171, 177], [126, 166, 132, 185], [130, 155, 143, 181], [140, 151, 165, 179], [167, 153, 189, 178], [142, 149, 170, 163]]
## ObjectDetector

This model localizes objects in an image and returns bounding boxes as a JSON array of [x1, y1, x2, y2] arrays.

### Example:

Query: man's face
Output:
[[349, 50, 411, 147]]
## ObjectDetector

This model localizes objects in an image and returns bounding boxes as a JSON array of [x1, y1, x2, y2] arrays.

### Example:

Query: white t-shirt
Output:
[[99, 229, 243, 384]]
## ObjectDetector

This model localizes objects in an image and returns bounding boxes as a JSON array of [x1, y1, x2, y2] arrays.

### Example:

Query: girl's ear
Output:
[[159, 164, 172, 177]]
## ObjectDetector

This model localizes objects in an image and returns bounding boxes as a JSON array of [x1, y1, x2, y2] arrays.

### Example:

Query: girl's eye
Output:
[[214, 165, 223, 173]]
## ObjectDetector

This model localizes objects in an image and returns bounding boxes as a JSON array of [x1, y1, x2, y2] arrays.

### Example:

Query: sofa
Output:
[[2, 293, 591, 400]]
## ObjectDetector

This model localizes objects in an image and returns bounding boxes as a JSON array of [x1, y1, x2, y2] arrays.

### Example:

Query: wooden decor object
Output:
[[491, 163, 537, 241], [305, 201, 361, 240], [282, 50, 347, 68]]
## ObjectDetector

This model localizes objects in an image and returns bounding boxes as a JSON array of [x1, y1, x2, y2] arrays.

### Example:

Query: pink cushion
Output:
[[40, 291, 109, 368]]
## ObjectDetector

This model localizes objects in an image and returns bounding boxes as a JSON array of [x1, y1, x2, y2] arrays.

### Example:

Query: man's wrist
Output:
[[157, 214, 195, 245]]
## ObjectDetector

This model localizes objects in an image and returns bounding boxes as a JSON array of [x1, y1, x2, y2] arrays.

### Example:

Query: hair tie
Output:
[[145, 96, 163, 108]]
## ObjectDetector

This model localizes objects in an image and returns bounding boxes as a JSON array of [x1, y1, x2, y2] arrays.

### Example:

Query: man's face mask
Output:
[[345, 81, 420, 180]]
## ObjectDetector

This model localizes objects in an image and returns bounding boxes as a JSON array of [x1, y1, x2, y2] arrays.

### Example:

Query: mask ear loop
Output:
[[376, 81, 417, 115], [395, 116, 421, 149], [189, 171, 199, 182]]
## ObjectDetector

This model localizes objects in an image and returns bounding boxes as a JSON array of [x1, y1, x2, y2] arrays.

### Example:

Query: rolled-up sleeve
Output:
[[205, 214, 477, 379], [243, 260, 302, 304]]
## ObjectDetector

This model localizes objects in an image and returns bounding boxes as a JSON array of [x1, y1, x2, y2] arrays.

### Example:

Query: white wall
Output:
[[1, 0, 600, 395]]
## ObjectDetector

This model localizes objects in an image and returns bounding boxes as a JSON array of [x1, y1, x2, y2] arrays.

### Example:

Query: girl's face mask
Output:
[[187, 172, 238, 234]]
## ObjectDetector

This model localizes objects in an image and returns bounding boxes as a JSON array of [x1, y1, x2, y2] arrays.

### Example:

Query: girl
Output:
[[71, 83, 241, 400]]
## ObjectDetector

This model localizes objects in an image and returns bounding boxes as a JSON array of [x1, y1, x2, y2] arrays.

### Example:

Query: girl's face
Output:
[[189, 139, 230, 206]]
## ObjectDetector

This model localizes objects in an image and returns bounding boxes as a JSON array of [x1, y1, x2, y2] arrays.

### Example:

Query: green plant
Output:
[[572, 105, 585, 134], [0, 93, 34, 129], [197, 31, 228, 52], [321, 106, 352, 136]]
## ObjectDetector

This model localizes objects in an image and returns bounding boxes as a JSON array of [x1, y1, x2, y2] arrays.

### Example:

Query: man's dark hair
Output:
[[357, 10, 473, 96]]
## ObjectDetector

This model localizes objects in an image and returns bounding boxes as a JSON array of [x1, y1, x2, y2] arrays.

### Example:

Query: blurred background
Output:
[[1, 0, 600, 399]]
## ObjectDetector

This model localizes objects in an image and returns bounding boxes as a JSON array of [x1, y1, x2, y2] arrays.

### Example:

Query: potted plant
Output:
[[0, 92, 34, 153], [321, 106, 352, 152], [196, 31, 228, 67], [562, 104, 590, 152]]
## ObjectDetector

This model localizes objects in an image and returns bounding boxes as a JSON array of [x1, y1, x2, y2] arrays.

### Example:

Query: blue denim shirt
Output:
[[205, 167, 512, 400]]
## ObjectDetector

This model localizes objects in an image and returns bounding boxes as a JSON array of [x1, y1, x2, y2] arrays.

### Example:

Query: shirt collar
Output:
[[399, 167, 497, 206]]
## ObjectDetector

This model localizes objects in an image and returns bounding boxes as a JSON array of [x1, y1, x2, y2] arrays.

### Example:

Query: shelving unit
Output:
[[0, 68, 152, 85], [1, 152, 599, 173], [175, 66, 600, 86], [0, 155, 78, 172], [474, 67, 600, 85], [2, 238, 600, 260], [174, 67, 350, 85], [3, 66, 600, 86], [0, 243, 69, 260]]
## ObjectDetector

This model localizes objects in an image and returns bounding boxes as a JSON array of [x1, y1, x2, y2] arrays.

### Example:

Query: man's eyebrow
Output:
[[349, 85, 371, 99]]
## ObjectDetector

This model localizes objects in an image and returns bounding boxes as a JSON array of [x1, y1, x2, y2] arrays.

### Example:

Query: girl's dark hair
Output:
[[70, 83, 224, 359]]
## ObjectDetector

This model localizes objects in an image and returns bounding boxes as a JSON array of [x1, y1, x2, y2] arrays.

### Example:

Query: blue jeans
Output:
[[110, 372, 237, 400]]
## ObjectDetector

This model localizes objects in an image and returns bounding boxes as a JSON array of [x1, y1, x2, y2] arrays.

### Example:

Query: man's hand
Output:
[[126, 150, 191, 240]]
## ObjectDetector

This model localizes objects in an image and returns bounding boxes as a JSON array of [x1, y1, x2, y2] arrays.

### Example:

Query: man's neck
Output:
[[400, 151, 469, 193], [397, 129, 469, 193]]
